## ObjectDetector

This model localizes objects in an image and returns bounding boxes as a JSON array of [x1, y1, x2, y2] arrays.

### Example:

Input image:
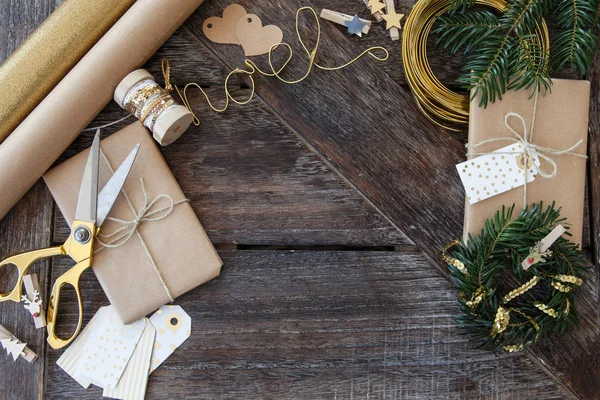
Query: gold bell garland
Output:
[[442, 203, 587, 353]]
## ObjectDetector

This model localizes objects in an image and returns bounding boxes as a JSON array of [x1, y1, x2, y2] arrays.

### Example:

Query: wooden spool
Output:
[[114, 69, 194, 146]]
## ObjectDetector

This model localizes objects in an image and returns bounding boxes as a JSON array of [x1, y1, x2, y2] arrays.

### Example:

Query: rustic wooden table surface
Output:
[[1, 0, 599, 399]]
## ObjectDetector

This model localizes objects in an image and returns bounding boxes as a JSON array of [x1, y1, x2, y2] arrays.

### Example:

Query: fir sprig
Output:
[[433, 0, 600, 107], [443, 203, 588, 352]]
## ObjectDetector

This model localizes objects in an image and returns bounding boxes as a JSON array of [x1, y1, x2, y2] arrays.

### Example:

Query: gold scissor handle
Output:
[[0, 247, 64, 303], [46, 259, 91, 350]]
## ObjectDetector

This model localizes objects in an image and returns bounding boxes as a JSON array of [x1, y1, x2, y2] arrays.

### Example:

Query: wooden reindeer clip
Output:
[[0, 325, 37, 363], [522, 225, 566, 270], [21, 274, 46, 328]]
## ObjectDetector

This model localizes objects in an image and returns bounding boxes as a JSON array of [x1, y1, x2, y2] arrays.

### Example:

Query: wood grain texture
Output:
[[0, 182, 54, 400], [186, 0, 467, 260], [0, 0, 598, 398], [185, 0, 599, 397], [52, 36, 409, 248], [45, 250, 575, 399], [0, 1, 57, 399]]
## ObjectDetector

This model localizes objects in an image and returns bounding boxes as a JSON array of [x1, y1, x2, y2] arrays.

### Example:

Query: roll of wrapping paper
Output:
[[0, 0, 137, 143], [0, 0, 206, 220]]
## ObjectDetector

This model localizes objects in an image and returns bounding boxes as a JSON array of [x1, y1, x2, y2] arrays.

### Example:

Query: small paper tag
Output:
[[77, 306, 146, 388], [148, 305, 191, 373], [457, 143, 541, 205], [103, 320, 156, 400], [57, 307, 109, 389]]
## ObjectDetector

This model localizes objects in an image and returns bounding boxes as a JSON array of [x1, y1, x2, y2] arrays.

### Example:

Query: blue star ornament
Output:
[[344, 15, 366, 37]]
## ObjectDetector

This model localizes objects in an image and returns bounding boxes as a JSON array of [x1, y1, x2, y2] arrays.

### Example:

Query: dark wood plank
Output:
[[184, 0, 599, 397], [52, 32, 409, 248], [0, 1, 57, 399], [0, 182, 54, 400], [45, 249, 574, 399]]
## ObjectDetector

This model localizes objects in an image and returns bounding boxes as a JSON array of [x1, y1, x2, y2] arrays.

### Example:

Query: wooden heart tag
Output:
[[203, 4, 247, 45], [236, 14, 284, 56]]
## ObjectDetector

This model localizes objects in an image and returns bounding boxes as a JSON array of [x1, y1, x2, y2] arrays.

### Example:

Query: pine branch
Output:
[[553, 0, 599, 74], [434, 11, 503, 54], [509, 34, 552, 93], [443, 202, 588, 352], [434, 0, 600, 107], [460, 0, 549, 107]]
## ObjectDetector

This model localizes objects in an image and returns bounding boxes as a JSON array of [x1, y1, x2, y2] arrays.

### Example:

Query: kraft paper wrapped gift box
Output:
[[463, 79, 590, 246], [44, 122, 222, 323]]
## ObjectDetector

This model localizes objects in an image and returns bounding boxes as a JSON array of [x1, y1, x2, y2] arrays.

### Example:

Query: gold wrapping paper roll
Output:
[[0, 0, 206, 220], [0, 0, 137, 143]]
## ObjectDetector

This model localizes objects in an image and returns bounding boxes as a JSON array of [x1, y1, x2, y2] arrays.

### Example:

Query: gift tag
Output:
[[457, 143, 541, 205], [236, 14, 283, 56], [149, 305, 191, 373], [77, 306, 146, 388], [57, 307, 110, 389], [103, 320, 156, 400], [203, 4, 247, 45]]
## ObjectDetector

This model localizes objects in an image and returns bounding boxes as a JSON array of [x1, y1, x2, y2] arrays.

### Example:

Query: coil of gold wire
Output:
[[402, 0, 550, 131]]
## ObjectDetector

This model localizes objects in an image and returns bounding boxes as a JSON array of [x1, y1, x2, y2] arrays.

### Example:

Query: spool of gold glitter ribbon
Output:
[[402, 0, 550, 131], [115, 69, 194, 146]]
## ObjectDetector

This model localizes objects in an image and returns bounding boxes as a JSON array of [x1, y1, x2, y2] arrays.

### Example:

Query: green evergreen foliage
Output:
[[433, 0, 600, 107], [443, 203, 588, 352]]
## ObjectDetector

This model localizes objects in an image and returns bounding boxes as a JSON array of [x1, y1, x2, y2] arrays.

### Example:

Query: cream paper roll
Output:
[[0, 0, 206, 220], [0, 0, 136, 143]]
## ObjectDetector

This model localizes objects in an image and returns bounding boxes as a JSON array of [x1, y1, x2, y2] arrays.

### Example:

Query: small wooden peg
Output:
[[384, 0, 400, 41], [521, 225, 566, 270], [22, 274, 46, 328], [320, 9, 371, 35], [0, 325, 37, 363], [363, 0, 384, 22]]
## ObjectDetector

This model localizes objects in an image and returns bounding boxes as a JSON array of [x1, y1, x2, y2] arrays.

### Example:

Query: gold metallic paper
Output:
[[0, 0, 206, 221], [0, 0, 137, 143]]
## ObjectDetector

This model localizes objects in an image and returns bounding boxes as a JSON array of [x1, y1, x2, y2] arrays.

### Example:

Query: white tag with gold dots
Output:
[[77, 306, 146, 389], [148, 305, 191, 373], [457, 143, 541, 205]]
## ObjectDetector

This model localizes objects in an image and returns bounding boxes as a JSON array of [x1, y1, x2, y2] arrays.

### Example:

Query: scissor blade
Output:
[[74, 130, 101, 224], [96, 144, 140, 227]]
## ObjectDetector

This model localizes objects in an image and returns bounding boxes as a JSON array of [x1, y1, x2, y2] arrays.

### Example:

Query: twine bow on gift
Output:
[[96, 149, 189, 302], [97, 179, 189, 248], [466, 91, 587, 207]]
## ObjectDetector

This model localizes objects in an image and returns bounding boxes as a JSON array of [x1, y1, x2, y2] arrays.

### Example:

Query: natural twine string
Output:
[[96, 149, 189, 302], [466, 90, 587, 207], [169, 6, 389, 125]]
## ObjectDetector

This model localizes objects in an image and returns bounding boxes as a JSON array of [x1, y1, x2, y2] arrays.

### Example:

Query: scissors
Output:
[[0, 130, 139, 349]]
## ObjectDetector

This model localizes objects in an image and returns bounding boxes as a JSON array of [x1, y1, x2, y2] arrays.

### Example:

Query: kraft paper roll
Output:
[[0, 0, 206, 220], [0, 0, 136, 143]]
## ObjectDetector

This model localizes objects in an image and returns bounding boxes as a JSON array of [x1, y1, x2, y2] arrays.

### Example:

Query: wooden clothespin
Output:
[[522, 225, 566, 270], [21, 274, 46, 328], [383, 0, 402, 41], [363, 0, 384, 22], [0, 325, 37, 363], [320, 9, 371, 36]]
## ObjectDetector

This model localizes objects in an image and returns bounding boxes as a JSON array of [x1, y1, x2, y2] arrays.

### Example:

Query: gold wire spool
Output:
[[402, 0, 550, 131]]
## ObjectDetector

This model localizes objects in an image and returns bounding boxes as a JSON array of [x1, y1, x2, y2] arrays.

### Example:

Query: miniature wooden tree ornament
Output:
[[0, 325, 37, 363], [0, 338, 27, 361]]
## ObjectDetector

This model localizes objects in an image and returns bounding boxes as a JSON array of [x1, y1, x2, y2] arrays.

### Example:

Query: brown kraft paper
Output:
[[0, 0, 136, 143], [0, 0, 206, 221], [43, 122, 222, 324], [464, 79, 589, 247]]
